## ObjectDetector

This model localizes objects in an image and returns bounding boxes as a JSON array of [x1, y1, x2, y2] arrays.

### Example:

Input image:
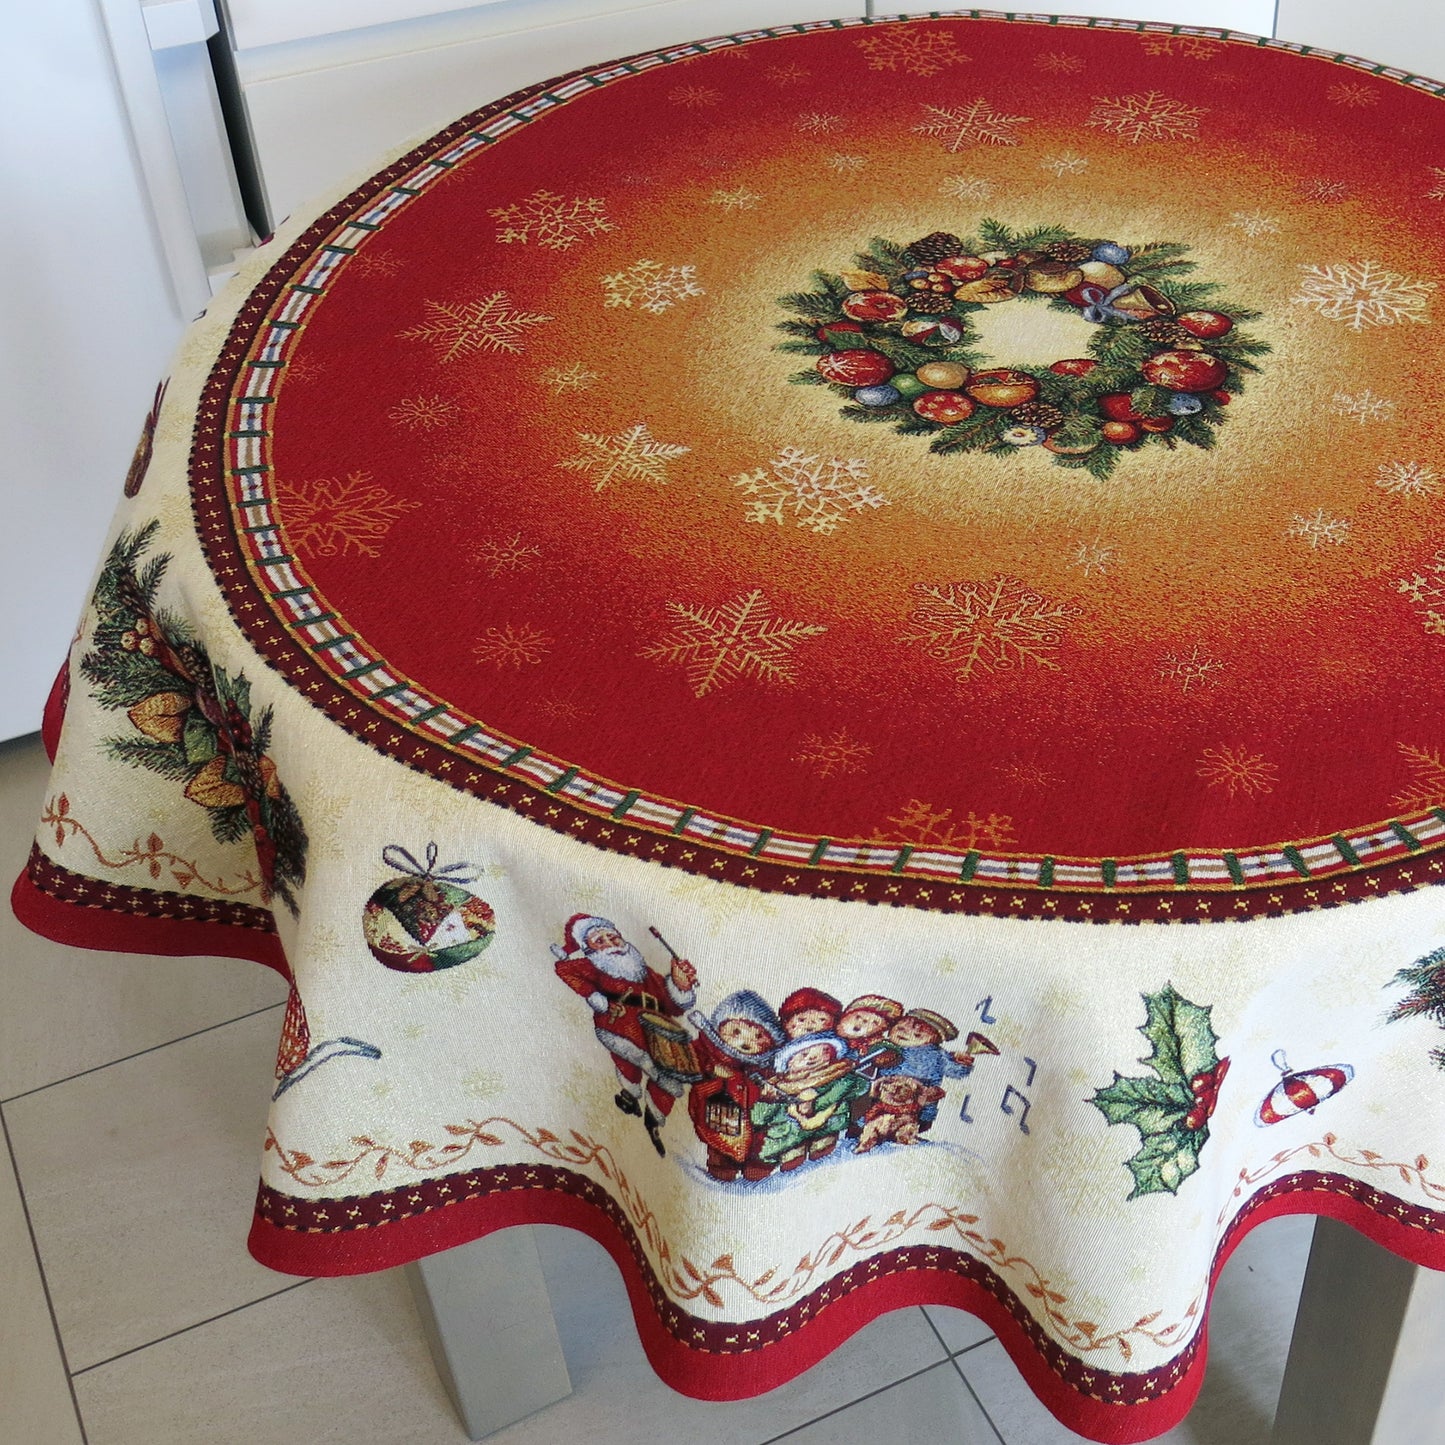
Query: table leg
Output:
[[404, 1226, 573, 1440], [1271, 1217, 1445, 1444]]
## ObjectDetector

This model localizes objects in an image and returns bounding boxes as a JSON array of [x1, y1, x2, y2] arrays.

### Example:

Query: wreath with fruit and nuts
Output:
[[776, 220, 1270, 479]]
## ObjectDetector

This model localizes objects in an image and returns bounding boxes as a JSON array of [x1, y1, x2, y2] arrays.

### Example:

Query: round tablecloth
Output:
[[14, 13, 1445, 1441]]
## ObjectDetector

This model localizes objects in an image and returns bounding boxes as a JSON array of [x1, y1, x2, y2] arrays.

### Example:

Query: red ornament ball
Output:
[[1098, 393, 1148, 423], [1050, 358, 1098, 377], [815, 321, 863, 343], [935, 255, 990, 283], [1101, 420, 1140, 444], [1176, 310, 1233, 340], [1141, 350, 1229, 392], [1139, 416, 1175, 434], [841, 290, 909, 322], [913, 391, 976, 424], [817, 349, 895, 387]]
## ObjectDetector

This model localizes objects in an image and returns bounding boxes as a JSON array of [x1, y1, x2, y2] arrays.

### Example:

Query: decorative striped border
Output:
[[192, 15, 1445, 923]]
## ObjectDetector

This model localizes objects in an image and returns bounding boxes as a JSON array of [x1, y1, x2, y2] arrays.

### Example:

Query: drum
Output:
[[639, 1011, 704, 1081]]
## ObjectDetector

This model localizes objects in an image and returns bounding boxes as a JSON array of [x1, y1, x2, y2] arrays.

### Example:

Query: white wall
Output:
[[1, 0, 190, 741]]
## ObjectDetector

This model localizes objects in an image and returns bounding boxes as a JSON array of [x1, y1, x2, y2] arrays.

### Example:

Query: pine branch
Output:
[[102, 735, 197, 781]]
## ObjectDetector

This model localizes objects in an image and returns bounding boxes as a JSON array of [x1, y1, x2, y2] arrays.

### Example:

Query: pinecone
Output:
[[1139, 319, 1191, 346], [904, 231, 965, 265], [1009, 401, 1066, 432], [1042, 241, 1093, 264], [906, 293, 956, 314]]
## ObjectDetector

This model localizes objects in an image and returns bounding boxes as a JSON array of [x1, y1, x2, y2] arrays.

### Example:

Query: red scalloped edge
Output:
[[247, 1170, 1445, 1443]]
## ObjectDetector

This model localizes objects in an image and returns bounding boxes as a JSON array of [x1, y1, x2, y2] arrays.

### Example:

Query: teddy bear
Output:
[[855, 1075, 946, 1153]]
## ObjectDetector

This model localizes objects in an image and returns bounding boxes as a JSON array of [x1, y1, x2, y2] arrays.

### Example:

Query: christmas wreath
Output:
[[777, 220, 1270, 479]]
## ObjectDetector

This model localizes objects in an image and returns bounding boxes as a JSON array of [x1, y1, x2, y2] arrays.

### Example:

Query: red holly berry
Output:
[[1211, 390, 1231, 405]]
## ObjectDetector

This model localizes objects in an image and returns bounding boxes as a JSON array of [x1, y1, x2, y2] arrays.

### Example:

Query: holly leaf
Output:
[[1126, 1126, 1205, 1199], [1140, 983, 1219, 1084], [1090, 1073, 1193, 1134]]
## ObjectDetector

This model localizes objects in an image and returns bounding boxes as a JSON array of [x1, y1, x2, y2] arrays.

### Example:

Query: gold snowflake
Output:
[[767, 63, 810, 84], [461, 1068, 504, 1099], [1393, 742, 1445, 812], [283, 354, 326, 384], [489, 189, 613, 250], [350, 249, 402, 278], [671, 85, 720, 107], [1196, 745, 1278, 797], [540, 363, 599, 393], [901, 576, 1078, 682], [1328, 81, 1379, 107], [915, 99, 1032, 150], [1087, 92, 1206, 144], [885, 799, 1015, 851], [537, 698, 584, 724], [1397, 550, 1445, 636], [1427, 167, 1445, 200], [1300, 178, 1350, 203], [855, 28, 969, 77], [1002, 763, 1058, 790], [282, 472, 419, 556], [794, 728, 872, 778], [668, 873, 778, 933], [473, 624, 552, 669], [399, 294, 552, 361], [643, 589, 826, 697], [1035, 51, 1084, 74], [387, 394, 457, 429], [473, 533, 541, 577], [558, 423, 690, 491], [1158, 646, 1225, 694], [710, 187, 762, 212], [1139, 34, 1222, 60]]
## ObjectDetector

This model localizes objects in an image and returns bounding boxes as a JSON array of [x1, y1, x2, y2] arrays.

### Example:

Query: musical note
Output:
[[976, 996, 998, 1024], [1001, 1084, 1031, 1134], [959, 1093, 974, 1123], [1023, 1057, 1038, 1087]]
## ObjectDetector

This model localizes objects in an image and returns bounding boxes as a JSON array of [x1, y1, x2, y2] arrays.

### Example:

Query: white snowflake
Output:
[[1374, 460, 1440, 497], [734, 448, 888, 536], [1397, 551, 1445, 636], [398, 294, 552, 360], [601, 260, 704, 315], [1292, 261, 1435, 331], [1229, 210, 1281, 239], [828, 154, 868, 173], [797, 112, 843, 134], [1070, 538, 1114, 576], [558, 423, 690, 491], [1331, 389, 1395, 425], [709, 187, 761, 211], [1428, 167, 1445, 200], [540, 363, 600, 394], [1286, 508, 1350, 548], [939, 175, 995, 201], [914, 99, 1032, 151], [489, 189, 612, 250], [1087, 92, 1206, 144], [1041, 152, 1089, 177], [1300, 178, 1350, 203]]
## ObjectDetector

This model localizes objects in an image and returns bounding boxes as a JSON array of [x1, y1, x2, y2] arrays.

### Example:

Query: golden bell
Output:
[[1077, 260, 1127, 290], [1107, 283, 1175, 321], [1024, 262, 1085, 294]]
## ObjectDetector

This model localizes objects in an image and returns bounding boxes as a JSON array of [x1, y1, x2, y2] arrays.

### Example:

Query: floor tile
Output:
[[0, 1115, 84, 1445], [957, 1214, 1316, 1444], [922, 1302, 995, 1355], [5, 1008, 293, 1371], [1, 734, 287, 1101], [771, 1359, 1000, 1443]]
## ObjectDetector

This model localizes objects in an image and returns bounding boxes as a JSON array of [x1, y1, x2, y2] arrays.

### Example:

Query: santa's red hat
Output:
[[562, 914, 615, 956], [779, 987, 842, 1023]]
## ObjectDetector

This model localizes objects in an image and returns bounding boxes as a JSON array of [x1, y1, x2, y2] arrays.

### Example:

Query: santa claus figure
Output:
[[551, 915, 698, 1156]]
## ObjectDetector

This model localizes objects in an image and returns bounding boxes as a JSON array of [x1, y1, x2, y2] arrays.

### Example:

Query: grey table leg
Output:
[[1271, 1217, 1445, 1445], [404, 1226, 573, 1440]]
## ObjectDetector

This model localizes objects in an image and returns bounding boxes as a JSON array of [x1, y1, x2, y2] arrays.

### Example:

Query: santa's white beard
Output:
[[586, 941, 648, 982]]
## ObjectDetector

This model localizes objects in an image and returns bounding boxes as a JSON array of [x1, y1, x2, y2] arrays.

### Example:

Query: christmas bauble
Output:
[[935, 255, 989, 283], [1099, 393, 1148, 422], [841, 290, 909, 322], [362, 845, 496, 973], [966, 369, 1039, 408], [901, 317, 963, 345], [1141, 350, 1228, 392], [817, 350, 895, 387], [1050, 358, 1097, 377], [1168, 394, 1204, 415], [854, 384, 901, 407], [1139, 416, 1175, 434], [913, 391, 975, 424], [916, 361, 970, 389], [1176, 310, 1233, 339], [815, 321, 863, 343], [1092, 242, 1131, 266], [890, 373, 929, 400], [1101, 420, 1141, 444]]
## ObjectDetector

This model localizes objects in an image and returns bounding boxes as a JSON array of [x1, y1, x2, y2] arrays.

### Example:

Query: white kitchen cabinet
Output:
[[1274, 0, 1445, 80]]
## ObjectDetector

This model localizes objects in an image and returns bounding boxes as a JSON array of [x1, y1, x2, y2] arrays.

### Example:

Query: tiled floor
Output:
[[2, 730, 1315, 1444]]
